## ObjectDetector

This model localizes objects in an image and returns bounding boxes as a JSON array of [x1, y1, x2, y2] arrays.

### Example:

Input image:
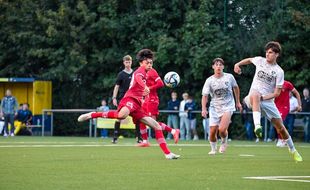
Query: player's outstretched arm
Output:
[[233, 86, 242, 112], [201, 95, 209, 118], [112, 85, 120, 106], [292, 88, 302, 112], [234, 58, 252, 75]]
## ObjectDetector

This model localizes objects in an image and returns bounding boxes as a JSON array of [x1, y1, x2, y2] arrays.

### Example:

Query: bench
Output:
[[293, 118, 304, 132], [26, 125, 42, 135], [293, 118, 305, 140]]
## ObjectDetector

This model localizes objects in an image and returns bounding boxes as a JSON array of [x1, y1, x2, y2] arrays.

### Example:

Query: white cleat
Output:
[[77, 112, 94, 122], [276, 139, 287, 147], [208, 150, 216, 155], [219, 143, 227, 153], [165, 152, 180, 160], [10, 133, 15, 137], [3, 133, 8, 137]]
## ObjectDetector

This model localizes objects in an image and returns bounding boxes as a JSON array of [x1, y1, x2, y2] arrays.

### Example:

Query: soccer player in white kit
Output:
[[201, 58, 242, 155], [234, 41, 302, 162]]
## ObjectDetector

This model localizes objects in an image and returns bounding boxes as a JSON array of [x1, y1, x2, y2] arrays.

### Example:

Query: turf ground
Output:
[[0, 137, 309, 190]]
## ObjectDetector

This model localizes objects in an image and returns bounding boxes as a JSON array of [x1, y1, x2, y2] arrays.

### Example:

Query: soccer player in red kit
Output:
[[78, 49, 180, 159], [274, 80, 302, 147], [138, 68, 180, 147]]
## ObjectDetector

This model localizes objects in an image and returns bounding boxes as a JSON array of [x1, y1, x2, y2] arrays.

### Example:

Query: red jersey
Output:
[[146, 68, 164, 102], [275, 80, 294, 112], [123, 66, 147, 104]]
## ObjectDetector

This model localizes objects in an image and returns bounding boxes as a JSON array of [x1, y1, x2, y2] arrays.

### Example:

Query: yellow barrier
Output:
[[96, 116, 136, 129]]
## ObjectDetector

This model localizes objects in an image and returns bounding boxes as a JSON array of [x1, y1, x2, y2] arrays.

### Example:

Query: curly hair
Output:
[[136, 49, 154, 62]]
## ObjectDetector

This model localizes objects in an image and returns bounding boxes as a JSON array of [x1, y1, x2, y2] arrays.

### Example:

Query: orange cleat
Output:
[[136, 142, 151, 147], [173, 129, 180, 144]]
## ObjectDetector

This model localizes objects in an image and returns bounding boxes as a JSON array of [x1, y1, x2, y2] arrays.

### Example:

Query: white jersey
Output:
[[250, 56, 284, 96], [202, 73, 237, 113]]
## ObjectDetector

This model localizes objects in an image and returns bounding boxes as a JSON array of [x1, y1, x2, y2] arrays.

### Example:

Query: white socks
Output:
[[253, 111, 261, 126], [210, 141, 217, 151], [171, 129, 176, 135], [285, 136, 296, 153], [221, 136, 228, 144]]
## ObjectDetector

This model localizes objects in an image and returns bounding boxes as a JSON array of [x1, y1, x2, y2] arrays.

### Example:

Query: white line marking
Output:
[[0, 142, 309, 148], [244, 176, 310, 183], [239, 154, 255, 157]]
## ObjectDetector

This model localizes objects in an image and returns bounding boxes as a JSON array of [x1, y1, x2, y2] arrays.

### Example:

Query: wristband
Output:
[[260, 96, 264, 101]]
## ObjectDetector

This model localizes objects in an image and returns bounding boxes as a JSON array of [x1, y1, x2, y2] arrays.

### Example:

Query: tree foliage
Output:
[[0, 0, 309, 135]]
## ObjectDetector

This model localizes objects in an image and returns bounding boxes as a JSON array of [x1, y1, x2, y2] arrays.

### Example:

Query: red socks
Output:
[[91, 111, 118, 119], [139, 123, 148, 141], [158, 122, 172, 133], [278, 133, 283, 140], [155, 130, 170, 154]]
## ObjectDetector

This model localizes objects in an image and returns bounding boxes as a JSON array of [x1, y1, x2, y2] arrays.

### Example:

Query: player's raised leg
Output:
[[249, 92, 263, 138], [159, 122, 180, 144], [78, 107, 130, 122]]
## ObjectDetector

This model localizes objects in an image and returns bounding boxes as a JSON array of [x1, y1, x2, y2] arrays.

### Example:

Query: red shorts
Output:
[[142, 100, 159, 117], [278, 108, 289, 121], [118, 97, 148, 124]]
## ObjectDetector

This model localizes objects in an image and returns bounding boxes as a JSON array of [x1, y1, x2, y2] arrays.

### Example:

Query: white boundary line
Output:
[[244, 176, 310, 183], [0, 142, 309, 148]]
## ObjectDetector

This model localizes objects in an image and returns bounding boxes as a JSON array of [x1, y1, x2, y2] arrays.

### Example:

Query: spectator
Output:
[[185, 96, 198, 140], [301, 87, 310, 142], [14, 103, 33, 135], [283, 92, 299, 137], [179, 92, 190, 140], [0, 89, 18, 137], [0, 117, 4, 135], [166, 91, 180, 140], [241, 99, 254, 141], [97, 99, 109, 138], [202, 118, 210, 140]]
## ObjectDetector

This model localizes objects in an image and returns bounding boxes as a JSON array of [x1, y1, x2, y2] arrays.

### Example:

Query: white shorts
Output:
[[209, 106, 233, 126], [244, 95, 281, 120]]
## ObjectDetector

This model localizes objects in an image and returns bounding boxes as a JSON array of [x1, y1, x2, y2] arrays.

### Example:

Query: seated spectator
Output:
[[14, 103, 33, 135]]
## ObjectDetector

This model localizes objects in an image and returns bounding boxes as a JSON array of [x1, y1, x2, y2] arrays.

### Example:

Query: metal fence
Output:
[[41, 109, 310, 141]]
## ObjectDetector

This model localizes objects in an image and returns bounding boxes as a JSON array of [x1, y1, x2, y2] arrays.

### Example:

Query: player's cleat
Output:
[[77, 112, 94, 122], [165, 152, 180, 160], [136, 142, 151, 147], [219, 143, 227, 153], [291, 150, 303, 162], [276, 139, 287, 147], [254, 125, 262, 138], [3, 133, 8, 137], [10, 133, 14, 137], [208, 150, 216, 155], [173, 129, 180, 144]]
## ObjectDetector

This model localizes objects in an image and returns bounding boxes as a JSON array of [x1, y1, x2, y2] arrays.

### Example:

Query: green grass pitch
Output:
[[0, 137, 309, 190]]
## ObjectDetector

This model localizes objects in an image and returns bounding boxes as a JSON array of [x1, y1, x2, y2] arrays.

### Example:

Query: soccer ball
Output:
[[164, 71, 180, 88]]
